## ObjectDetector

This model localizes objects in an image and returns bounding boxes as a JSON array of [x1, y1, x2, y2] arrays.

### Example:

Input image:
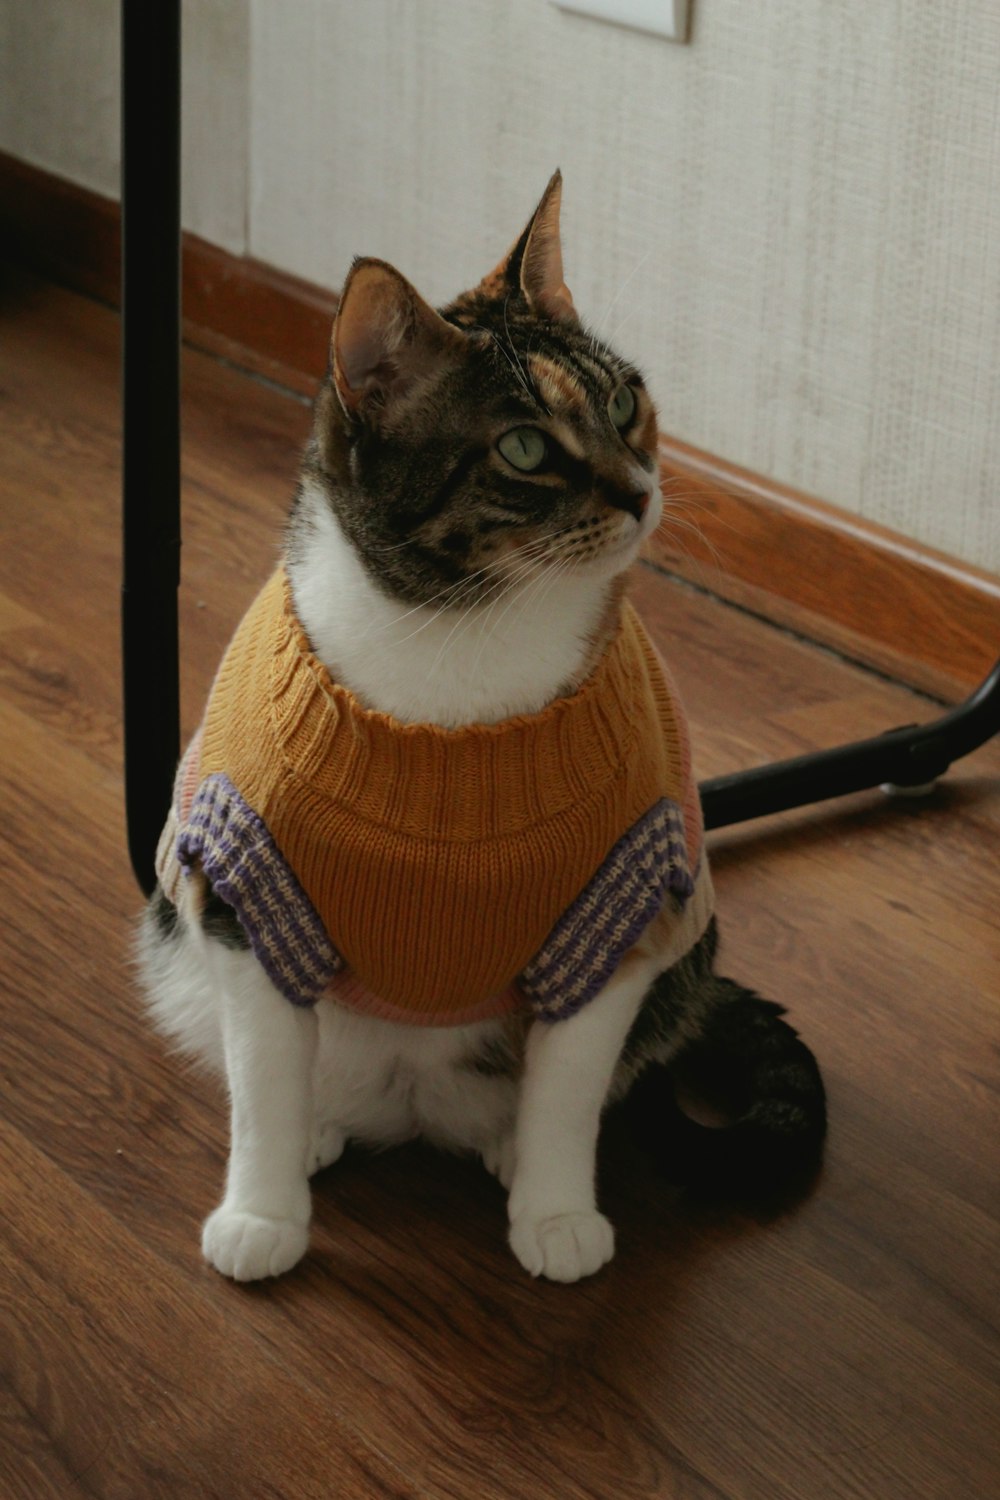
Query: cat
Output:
[[138, 172, 826, 1285]]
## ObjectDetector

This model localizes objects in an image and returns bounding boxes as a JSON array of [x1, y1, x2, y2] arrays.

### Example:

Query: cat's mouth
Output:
[[492, 490, 661, 586], [553, 490, 662, 568]]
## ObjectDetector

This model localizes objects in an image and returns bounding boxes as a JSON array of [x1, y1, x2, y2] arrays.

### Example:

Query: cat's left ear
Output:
[[331, 257, 465, 420], [481, 170, 577, 324]]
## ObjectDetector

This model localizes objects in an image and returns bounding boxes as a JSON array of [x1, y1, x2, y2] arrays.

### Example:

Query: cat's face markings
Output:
[[486, 345, 658, 524], [310, 172, 662, 605]]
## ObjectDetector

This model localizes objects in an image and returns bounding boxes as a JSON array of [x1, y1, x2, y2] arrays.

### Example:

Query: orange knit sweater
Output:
[[159, 569, 709, 1025]]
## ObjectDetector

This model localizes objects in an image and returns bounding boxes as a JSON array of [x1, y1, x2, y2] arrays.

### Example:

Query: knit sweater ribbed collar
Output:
[[264, 570, 663, 844]]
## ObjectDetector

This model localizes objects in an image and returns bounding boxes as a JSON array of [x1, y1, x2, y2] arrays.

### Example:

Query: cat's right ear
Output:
[[332, 258, 463, 421], [477, 170, 577, 324]]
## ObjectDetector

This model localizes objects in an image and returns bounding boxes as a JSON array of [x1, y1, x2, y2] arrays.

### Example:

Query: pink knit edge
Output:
[[322, 970, 523, 1028], [175, 725, 204, 824], [648, 641, 704, 871]]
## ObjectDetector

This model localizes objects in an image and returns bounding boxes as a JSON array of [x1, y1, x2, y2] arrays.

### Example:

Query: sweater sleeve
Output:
[[519, 797, 696, 1023]]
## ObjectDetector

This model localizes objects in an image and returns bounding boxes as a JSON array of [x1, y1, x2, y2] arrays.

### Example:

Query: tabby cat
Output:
[[139, 173, 825, 1284]]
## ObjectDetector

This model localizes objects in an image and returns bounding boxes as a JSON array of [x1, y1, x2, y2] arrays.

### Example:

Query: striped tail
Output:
[[625, 980, 827, 1202]]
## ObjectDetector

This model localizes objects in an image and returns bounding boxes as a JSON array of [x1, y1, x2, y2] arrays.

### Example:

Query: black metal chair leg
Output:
[[700, 657, 1000, 831], [121, 0, 182, 896]]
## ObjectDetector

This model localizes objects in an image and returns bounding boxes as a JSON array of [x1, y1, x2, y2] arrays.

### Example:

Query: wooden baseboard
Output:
[[650, 440, 1000, 700], [4, 150, 997, 699], [0, 149, 335, 395]]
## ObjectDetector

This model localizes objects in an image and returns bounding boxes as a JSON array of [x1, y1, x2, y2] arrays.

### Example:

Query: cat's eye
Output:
[[497, 426, 547, 472], [608, 384, 636, 430]]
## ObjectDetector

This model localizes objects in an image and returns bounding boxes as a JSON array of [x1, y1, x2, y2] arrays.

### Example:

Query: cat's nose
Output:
[[605, 489, 649, 523]]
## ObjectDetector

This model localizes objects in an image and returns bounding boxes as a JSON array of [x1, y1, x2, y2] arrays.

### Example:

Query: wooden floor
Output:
[[2, 267, 998, 1500]]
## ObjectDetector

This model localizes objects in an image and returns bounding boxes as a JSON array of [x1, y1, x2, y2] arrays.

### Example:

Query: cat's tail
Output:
[[624, 979, 827, 1202]]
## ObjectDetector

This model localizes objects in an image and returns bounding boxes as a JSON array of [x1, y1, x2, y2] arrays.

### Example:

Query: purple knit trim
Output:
[[176, 773, 343, 1007], [520, 798, 694, 1024]]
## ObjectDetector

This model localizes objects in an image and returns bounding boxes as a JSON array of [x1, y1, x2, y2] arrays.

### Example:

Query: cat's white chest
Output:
[[288, 481, 607, 728]]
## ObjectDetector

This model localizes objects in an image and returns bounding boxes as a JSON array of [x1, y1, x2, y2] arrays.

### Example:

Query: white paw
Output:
[[481, 1134, 516, 1190], [202, 1207, 309, 1281], [308, 1119, 347, 1176], [508, 1210, 615, 1283]]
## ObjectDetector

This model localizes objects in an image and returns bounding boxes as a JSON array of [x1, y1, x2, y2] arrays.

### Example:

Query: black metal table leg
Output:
[[700, 657, 1000, 831], [121, 0, 182, 896]]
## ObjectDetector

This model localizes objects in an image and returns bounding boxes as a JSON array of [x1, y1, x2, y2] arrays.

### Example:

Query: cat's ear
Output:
[[518, 170, 576, 322], [480, 170, 576, 323], [331, 258, 463, 419]]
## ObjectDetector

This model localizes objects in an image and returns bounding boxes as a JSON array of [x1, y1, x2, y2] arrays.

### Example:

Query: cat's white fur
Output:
[[139, 474, 673, 1284]]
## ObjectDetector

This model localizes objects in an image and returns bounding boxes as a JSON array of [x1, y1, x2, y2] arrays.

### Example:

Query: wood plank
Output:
[[0, 1123, 419, 1500]]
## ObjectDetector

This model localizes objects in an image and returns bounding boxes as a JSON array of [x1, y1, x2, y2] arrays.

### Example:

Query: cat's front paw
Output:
[[202, 1206, 309, 1281], [508, 1210, 615, 1283]]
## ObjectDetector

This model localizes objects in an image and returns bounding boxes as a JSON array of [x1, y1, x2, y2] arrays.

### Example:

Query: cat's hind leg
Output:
[[481, 1132, 517, 1190], [199, 939, 318, 1281], [137, 891, 226, 1074], [308, 1117, 347, 1176]]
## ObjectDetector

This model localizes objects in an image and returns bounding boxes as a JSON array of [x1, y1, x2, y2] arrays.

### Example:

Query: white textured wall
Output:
[[0, 0, 121, 199], [4, 0, 999, 570], [0, 0, 249, 253], [248, 0, 1000, 572]]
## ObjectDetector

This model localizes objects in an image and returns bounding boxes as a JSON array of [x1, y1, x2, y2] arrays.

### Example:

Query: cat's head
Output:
[[306, 171, 662, 606]]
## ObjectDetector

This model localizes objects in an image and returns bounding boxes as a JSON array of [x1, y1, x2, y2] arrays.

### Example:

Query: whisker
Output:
[[396, 526, 575, 647], [503, 299, 552, 415], [423, 582, 505, 681], [653, 506, 726, 582], [590, 248, 653, 349], [387, 568, 500, 647], [366, 535, 421, 555], [486, 328, 533, 403], [520, 552, 573, 631], [424, 551, 552, 683], [468, 556, 555, 679]]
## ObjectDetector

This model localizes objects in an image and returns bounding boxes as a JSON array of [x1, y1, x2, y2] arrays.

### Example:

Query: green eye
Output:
[[608, 384, 636, 430], [497, 426, 547, 472]]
